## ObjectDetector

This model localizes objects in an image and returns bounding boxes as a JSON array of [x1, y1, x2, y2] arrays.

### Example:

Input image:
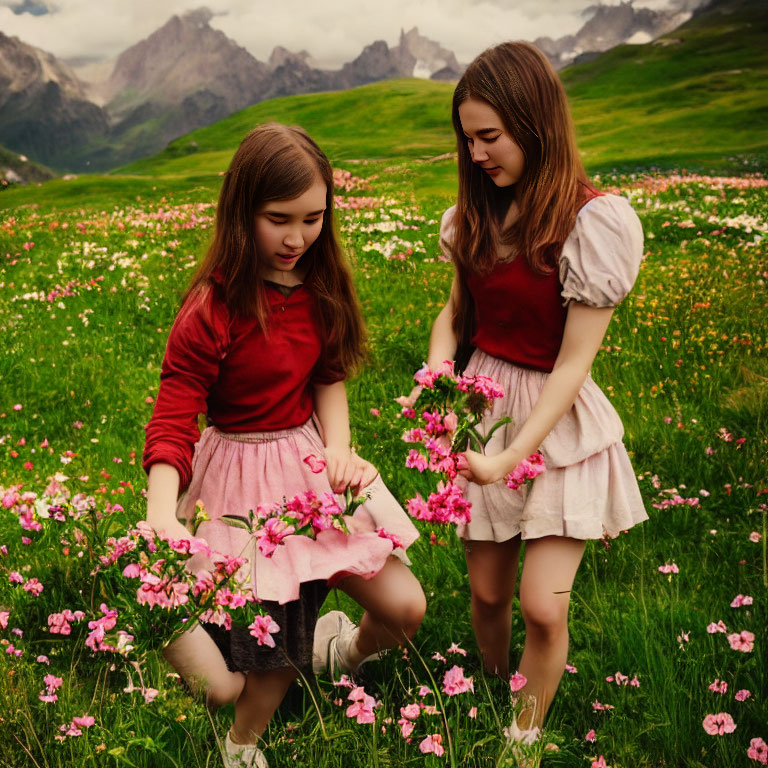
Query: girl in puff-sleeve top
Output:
[[420, 42, 648, 745]]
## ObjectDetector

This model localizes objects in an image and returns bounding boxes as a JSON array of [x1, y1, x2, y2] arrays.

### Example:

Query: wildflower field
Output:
[[0, 155, 766, 768]]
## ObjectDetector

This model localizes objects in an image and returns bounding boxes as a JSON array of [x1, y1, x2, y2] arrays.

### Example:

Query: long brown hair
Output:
[[449, 42, 590, 352], [183, 122, 366, 377]]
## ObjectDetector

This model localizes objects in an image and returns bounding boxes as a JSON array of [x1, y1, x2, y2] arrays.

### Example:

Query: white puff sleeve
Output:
[[438, 205, 457, 262], [559, 194, 644, 308]]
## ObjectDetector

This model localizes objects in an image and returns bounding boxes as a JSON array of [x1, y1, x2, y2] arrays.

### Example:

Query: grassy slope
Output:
[[0, 0, 766, 213], [563, 0, 768, 168], [0, 144, 57, 185]]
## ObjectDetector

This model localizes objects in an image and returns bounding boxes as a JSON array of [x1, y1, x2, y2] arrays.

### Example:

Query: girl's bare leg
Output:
[[336, 556, 426, 667], [230, 667, 297, 744], [162, 624, 245, 709], [464, 537, 522, 677], [516, 535, 586, 729]]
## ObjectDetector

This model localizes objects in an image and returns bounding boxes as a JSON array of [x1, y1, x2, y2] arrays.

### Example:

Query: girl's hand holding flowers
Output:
[[322, 445, 378, 494], [459, 449, 512, 486]]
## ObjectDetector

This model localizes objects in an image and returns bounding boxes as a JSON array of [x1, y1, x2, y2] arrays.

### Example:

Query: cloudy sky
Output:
[[0, 0, 702, 68]]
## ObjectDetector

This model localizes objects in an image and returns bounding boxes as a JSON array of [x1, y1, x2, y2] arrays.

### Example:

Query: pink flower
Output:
[[592, 701, 615, 711], [405, 449, 428, 472], [505, 453, 546, 490], [586, 729, 596, 742], [72, 715, 95, 727], [702, 712, 736, 735], [254, 517, 295, 557], [658, 563, 679, 574], [303, 454, 326, 474], [442, 665, 474, 695], [400, 703, 421, 720], [592, 757, 610, 768], [735, 689, 752, 702], [122, 563, 141, 578], [468, 706, 477, 718], [376, 527, 403, 549], [709, 679, 728, 694], [418, 685, 431, 697], [248, 614, 280, 648], [727, 630, 755, 652], [39, 692, 58, 703], [37, 655, 50, 665], [346, 686, 377, 724], [446, 642, 467, 656], [747, 737, 768, 764], [0, 611, 8, 629], [707, 620, 728, 634], [398, 718, 415, 737], [749, 531, 762, 543], [731, 594, 754, 607], [23, 578, 44, 596], [565, 663, 578, 673], [509, 671, 527, 692], [419, 734, 444, 757], [369, 408, 380, 417]]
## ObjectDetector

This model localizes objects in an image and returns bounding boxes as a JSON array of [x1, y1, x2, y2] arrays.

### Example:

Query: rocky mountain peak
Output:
[[182, 6, 215, 27], [398, 27, 462, 79], [104, 7, 267, 114], [268, 46, 314, 70], [0, 31, 86, 100], [535, 1, 694, 68]]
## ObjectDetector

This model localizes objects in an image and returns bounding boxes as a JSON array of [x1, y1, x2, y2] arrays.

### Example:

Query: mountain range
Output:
[[0, 1, 706, 176]]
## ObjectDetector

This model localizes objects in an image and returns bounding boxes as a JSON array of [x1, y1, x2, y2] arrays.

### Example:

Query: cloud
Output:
[[0, 0, 698, 67]]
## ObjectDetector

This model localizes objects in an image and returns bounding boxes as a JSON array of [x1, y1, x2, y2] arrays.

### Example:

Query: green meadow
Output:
[[1, 0, 767, 765]]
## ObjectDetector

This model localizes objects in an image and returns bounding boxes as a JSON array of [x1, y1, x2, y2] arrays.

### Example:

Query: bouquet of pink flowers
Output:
[[400, 363, 546, 526], [96, 516, 280, 652], [222, 489, 351, 558], [219, 456, 369, 559]]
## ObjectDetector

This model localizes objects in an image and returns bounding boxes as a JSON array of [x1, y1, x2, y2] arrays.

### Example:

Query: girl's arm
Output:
[[145, 462, 194, 540], [462, 302, 615, 484], [314, 381, 378, 494]]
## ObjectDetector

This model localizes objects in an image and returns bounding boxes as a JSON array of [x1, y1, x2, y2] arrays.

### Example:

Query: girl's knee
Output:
[[205, 672, 246, 711], [395, 589, 427, 637], [520, 596, 569, 637], [471, 585, 515, 614], [381, 589, 427, 639]]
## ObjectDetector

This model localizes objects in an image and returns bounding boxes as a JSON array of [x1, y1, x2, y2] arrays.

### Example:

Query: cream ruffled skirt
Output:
[[460, 349, 648, 542]]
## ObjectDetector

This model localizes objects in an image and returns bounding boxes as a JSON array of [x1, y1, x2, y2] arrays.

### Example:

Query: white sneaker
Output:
[[223, 731, 269, 768], [503, 718, 540, 745], [312, 610, 357, 676]]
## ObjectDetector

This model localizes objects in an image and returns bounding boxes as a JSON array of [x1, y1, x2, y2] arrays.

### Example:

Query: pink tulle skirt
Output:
[[176, 420, 419, 604], [460, 349, 648, 542]]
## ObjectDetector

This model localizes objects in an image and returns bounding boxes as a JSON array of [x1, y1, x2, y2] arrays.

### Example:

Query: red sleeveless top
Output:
[[466, 190, 603, 373]]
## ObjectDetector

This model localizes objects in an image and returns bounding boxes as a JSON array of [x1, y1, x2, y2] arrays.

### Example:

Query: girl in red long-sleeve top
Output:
[[143, 123, 424, 768], [419, 42, 648, 744]]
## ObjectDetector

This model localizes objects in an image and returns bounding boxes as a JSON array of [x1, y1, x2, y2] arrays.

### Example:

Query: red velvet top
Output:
[[142, 278, 342, 491], [466, 257, 567, 372], [465, 191, 604, 372]]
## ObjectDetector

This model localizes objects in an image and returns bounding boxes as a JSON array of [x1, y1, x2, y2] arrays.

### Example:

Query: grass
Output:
[[0, 158, 766, 767]]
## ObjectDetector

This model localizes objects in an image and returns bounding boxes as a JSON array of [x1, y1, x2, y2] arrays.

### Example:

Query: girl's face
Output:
[[458, 98, 525, 189], [254, 177, 327, 282]]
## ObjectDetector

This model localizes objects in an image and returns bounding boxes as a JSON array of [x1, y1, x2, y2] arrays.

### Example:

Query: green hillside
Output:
[[0, 143, 56, 188], [1, 0, 765, 210], [562, 0, 768, 168]]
